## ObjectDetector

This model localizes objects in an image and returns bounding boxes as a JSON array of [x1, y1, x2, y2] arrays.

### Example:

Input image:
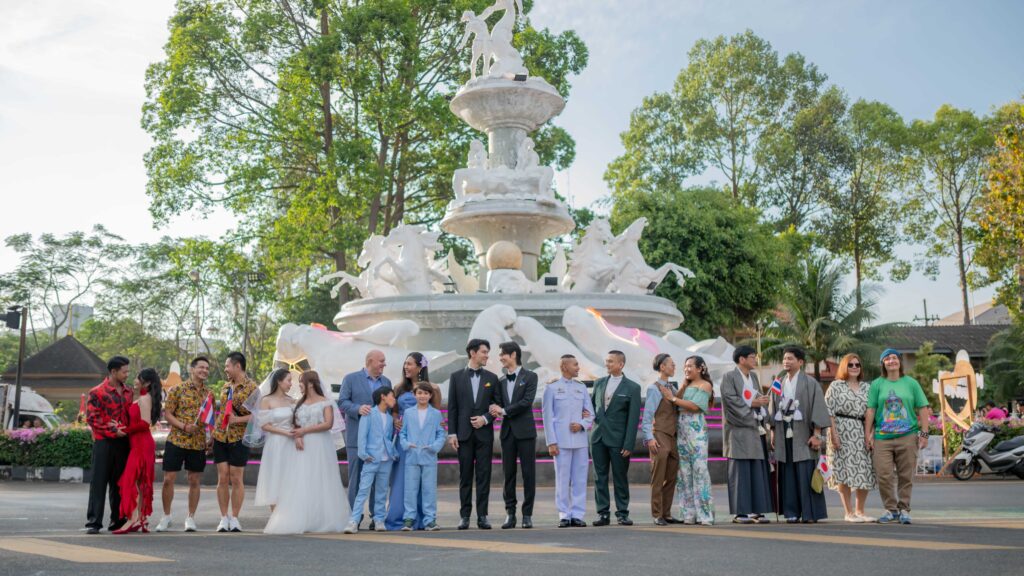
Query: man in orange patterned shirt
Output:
[[213, 351, 258, 532], [155, 356, 211, 533]]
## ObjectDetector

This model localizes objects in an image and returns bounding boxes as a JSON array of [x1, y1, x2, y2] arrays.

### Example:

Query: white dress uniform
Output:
[[542, 378, 595, 520]]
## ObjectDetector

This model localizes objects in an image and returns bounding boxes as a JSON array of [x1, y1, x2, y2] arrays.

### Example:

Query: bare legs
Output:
[[217, 463, 245, 517], [837, 484, 869, 517]]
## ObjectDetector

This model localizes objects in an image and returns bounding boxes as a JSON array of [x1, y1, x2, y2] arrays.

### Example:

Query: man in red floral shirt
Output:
[[85, 356, 134, 534]]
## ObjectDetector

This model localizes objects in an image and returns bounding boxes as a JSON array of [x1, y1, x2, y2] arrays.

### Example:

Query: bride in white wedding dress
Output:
[[262, 370, 350, 534]]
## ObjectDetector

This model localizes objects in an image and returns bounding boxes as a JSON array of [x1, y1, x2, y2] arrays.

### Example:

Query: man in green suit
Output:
[[590, 350, 642, 526]]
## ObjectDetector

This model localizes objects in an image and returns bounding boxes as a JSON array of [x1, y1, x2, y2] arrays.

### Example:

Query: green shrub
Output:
[[0, 427, 94, 468]]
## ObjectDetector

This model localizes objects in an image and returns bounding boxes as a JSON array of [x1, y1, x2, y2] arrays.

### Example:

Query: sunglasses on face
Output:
[[848, 363, 861, 368]]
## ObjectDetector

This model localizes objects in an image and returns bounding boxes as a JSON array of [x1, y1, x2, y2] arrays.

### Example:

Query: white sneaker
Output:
[[229, 517, 242, 532], [374, 521, 386, 532], [344, 522, 358, 534], [154, 515, 172, 532], [184, 516, 198, 532], [216, 517, 230, 533]]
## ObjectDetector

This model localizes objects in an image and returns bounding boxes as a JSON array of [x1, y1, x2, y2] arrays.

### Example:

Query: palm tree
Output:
[[765, 253, 898, 380]]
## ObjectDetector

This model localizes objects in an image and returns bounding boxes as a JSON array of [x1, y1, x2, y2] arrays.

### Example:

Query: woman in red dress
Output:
[[114, 368, 162, 534]]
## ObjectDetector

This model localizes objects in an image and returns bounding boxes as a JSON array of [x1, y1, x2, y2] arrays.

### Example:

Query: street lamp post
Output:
[[188, 269, 201, 357], [5, 306, 28, 429], [241, 271, 266, 360]]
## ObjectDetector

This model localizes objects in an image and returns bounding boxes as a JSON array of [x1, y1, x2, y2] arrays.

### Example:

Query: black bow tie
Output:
[[507, 372, 516, 382], [470, 368, 482, 378]]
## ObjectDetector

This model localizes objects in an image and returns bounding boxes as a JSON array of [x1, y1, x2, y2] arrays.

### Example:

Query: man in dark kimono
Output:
[[721, 345, 773, 524], [769, 346, 831, 523]]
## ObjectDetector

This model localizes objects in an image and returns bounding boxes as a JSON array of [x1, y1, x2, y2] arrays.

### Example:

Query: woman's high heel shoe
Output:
[[140, 520, 150, 533], [113, 520, 143, 534]]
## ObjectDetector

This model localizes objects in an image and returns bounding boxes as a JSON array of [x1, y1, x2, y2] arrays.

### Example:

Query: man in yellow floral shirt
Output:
[[213, 351, 258, 532], [156, 356, 211, 533]]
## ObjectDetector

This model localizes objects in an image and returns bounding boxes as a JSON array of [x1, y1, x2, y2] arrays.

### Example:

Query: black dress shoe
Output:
[[665, 517, 683, 524], [477, 516, 491, 529], [108, 518, 127, 532], [368, 520, 376, 531], [593, 515, 610, 527], [522, 516, 533, 529], [86, 527, 101, 535], [457, 517, 470, 530], [501, 515, 516, 529], [558, 519, 571, 528], [570, 518, 587, 528], [617, 516, 634, 526], [654, 517, 668, 526]]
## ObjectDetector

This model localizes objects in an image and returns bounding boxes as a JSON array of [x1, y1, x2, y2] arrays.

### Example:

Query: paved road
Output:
[[1, 479, 1022, 576]]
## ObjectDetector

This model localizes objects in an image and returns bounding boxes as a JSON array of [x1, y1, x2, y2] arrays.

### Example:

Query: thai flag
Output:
[[220, 387, 233, 430], [770, 379, 783, 396], [198, 393, 216, 429]]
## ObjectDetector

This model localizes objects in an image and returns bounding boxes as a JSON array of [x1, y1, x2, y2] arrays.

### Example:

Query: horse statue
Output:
[[478, 0, 527, 77], [319, 235, 400, 299], [452, 139, 489, 201], [378, 225, 450, 295], [516, 137, 555, 199], [562, 219, 617, 293], [606, 217, 694, 295]]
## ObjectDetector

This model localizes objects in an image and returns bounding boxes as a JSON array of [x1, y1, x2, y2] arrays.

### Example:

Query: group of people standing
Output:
[[722, 345, 931, 525], [85, 339, 932, 535]]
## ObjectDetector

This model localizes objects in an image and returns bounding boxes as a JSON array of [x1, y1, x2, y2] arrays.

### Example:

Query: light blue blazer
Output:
[[338, 369, 392, 449], [357, 409, 397, 463], [398, 406, 447, 466]]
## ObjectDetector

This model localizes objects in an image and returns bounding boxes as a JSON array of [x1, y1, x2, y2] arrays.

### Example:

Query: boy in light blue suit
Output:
[[399, 382, 446, 531], [345, 387, 397, 534]]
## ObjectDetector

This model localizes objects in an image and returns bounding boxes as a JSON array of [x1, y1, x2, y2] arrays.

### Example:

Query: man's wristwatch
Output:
[[917, 430, 929, 439]]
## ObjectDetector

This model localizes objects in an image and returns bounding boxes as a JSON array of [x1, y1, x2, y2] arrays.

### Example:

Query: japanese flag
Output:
[[741, 387, 755, 407], [817, 454, 832, 480]]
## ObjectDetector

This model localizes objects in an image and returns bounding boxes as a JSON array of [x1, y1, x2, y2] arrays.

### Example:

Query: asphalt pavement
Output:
[[1, 478, 1022, 576]]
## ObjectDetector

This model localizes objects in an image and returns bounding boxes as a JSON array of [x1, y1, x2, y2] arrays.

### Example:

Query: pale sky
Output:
[[2, 0, 1022, 325]]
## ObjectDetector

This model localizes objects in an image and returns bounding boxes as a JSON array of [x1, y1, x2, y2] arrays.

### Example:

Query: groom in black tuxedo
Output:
[[447, 338, 499, 530], [489, 341, 538, 529]]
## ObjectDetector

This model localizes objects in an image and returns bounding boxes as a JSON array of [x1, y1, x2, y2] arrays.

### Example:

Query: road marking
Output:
[[931, 520, 1024, 530], [309, 533, 598, 554], [0, 538, 173, 563], [635, 526, 1019, 550]]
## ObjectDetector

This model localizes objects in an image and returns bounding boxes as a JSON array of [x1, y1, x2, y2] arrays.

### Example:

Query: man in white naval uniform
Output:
[[542, 355, 595, 527]]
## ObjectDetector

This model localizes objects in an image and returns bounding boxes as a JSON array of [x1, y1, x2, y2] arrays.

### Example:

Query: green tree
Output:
[[675, 30, 826, 206], [977, 99, 1024, 314], [908, 105, 996, 325], [76, 318, 181, 375], [984, 321, 1024, 403], [143, 0, 587, 305], [766, 253, 896, 380], [0, 226, 131, 346], [816, 100, 912, 309], [910, 341, 952, 411], [609, 186, 787, 339]]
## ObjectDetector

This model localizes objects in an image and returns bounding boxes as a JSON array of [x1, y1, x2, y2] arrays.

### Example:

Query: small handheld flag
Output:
[[741, 387, 754, 407], [770, 379, 783, 396], [198, 393, 216, 429], [220, 387, 233, 430], [817, 454, 832, 480]]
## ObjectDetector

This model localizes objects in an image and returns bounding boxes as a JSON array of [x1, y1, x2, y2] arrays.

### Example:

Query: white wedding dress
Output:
[[263, 401, 350, 534], [255, 406, 295, 507]]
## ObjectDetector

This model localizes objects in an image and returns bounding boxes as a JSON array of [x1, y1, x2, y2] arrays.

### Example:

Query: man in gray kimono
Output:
[[769, 346, 831, 523], [720, 345, 773, 524]]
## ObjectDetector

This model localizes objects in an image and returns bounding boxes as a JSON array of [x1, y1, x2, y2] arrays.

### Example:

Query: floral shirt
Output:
[[86, 378, 133, 441], [212, 377, 259, 444], [165, 379, 209, 451]]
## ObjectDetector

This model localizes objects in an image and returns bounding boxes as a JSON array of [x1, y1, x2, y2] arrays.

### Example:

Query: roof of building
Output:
[[934, 301, 1011, 326], [888, 324, 1007, 357], [1, 335, 107, 390]]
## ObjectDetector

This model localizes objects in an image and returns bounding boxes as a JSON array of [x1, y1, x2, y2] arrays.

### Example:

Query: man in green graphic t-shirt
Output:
[[864, 349, 930, 525]]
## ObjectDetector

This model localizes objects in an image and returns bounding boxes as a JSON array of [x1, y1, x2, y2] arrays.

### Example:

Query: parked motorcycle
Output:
[[950, 422, 1024, 480]]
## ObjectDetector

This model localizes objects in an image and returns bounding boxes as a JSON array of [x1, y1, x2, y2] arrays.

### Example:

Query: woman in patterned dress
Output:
[[659, 355, 715, 525], [825, 354, 876, 522]]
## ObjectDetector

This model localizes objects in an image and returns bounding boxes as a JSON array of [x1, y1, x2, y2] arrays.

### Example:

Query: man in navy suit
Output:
[[338, 349, 392, 520], [448, 339, 499, 530]]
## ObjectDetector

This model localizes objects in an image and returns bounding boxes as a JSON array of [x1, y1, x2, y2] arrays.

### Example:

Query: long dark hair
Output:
[[398, 352, 429, 396], [684, 355, 714, 407], [293, 370, 326, 427], [138, 367, 163, 424], [267, 368, 290, 397]]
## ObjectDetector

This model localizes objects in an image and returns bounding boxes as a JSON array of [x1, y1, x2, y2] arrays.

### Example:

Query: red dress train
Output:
[[118, 396, 155, 521]]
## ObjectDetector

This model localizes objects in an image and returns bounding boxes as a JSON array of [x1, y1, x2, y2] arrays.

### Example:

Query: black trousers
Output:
[[500, 435, 536, 516], [592, 439, 631, 518], [85, 437, 129, 529], [457, 434, 493, 519]]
